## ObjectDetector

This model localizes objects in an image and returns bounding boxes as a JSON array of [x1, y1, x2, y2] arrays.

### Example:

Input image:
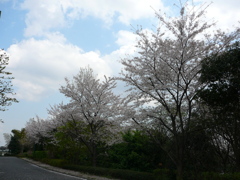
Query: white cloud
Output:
[[13, 80, 46, 101], [115, 30, 138, 47], [192, 0, 240, 31], [6, 29, 140, 101], [21, 0, 66, 37], [208, 0, 240, 31], [20, 0, 165, 37], [7, 35, 112, 101]]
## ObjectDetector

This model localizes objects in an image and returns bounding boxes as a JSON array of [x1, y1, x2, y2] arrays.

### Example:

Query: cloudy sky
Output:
[[0, 0, 239, 146]]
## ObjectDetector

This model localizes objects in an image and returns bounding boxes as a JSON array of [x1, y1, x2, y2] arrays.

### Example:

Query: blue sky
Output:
[[0, 0, 239, 146]]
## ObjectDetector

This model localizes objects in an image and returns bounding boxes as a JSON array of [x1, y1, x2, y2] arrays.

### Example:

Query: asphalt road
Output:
[[0, 157, 85, 180]]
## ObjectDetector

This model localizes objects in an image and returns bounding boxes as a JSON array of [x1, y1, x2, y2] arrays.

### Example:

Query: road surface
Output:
[[0, 157, 85, 180]]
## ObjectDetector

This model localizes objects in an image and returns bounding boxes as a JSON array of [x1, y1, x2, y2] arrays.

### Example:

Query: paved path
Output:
[[0, 157, 85, 180]]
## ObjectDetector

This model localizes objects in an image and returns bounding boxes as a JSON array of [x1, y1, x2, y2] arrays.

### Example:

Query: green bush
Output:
[[201, 172, 240, 180], [153, 170, 240, 180], [153, 168, 176, 180], [18, 152, 31, 158], [174, 171, 240, 180], [29, 156, 240, 180], [63, 164, 158, 180], [106, 130, 164, 172], [32, 151, 47, 160], [41, 158, 69, 168], [225, 173, 240, 180]]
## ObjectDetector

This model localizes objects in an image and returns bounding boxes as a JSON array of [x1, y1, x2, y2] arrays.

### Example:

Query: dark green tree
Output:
[[7, 129, 28, 155], [106, 130, 166, 172], [53, 123, 91, 165], [8, 135, 21, 155], [184, 120, 220, 174], [199, 43, 240, 171]]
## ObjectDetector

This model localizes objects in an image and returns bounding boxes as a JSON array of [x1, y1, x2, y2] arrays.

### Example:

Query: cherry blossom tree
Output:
[[0, 50, 18, 122], [58, 67, 124, 166], [25, 116, 53, 149], [119, 2, 240, 179]]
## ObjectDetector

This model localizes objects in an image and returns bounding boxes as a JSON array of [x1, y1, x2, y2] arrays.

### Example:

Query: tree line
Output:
[[4, 2, 240, 180]]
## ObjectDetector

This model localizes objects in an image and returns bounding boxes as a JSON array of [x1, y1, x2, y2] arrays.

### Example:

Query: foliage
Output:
[[41, 159, 69, 167], [153, 168, 176, 180], [184, 120, 220, 173], [201, 172, 240, 180], [52, 126, 90, 165], [0, 50, 18, 117], [32, 151, 47, 160], [106, 130, 165, 172], [200, 43, 240, 108]]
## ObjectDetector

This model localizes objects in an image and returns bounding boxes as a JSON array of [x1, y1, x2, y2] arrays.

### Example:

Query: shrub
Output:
[[41, 159, 69, 168], [63, 165, 158, 180], [32, 151, 47, 160], [201, 172, 240, 180], [153, 168, 176, 180]]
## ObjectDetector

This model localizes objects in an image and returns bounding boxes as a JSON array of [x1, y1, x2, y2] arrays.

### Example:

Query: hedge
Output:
[[62, 164, 159, 180], [28, 156, 240, 180]]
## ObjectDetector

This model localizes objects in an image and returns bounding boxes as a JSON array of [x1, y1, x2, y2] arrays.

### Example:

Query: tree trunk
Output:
[[175, 135, 185, 180], [234, 150, 240, 172], [176, 162, 183, 180], [91, 144, 97, 167]]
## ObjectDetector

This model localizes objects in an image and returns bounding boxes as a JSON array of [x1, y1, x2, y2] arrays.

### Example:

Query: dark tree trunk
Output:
[[176, 162, 183, 180], [175, 134, 185, 180], [91, 143, 97, 167]]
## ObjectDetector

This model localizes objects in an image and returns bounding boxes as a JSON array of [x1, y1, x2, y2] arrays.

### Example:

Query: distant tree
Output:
[[8, 130, 21, 155], [0, 146, 7, 151], [199, 43, 240, 171], [25, 116, 53, 151], [3, 133, 11, 146], [0, 50, 18, 121], [119, 2, 240, 179], [12, 128, 28, 153], [7, 129, 28, 154], [8, 136, 21, 154]]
